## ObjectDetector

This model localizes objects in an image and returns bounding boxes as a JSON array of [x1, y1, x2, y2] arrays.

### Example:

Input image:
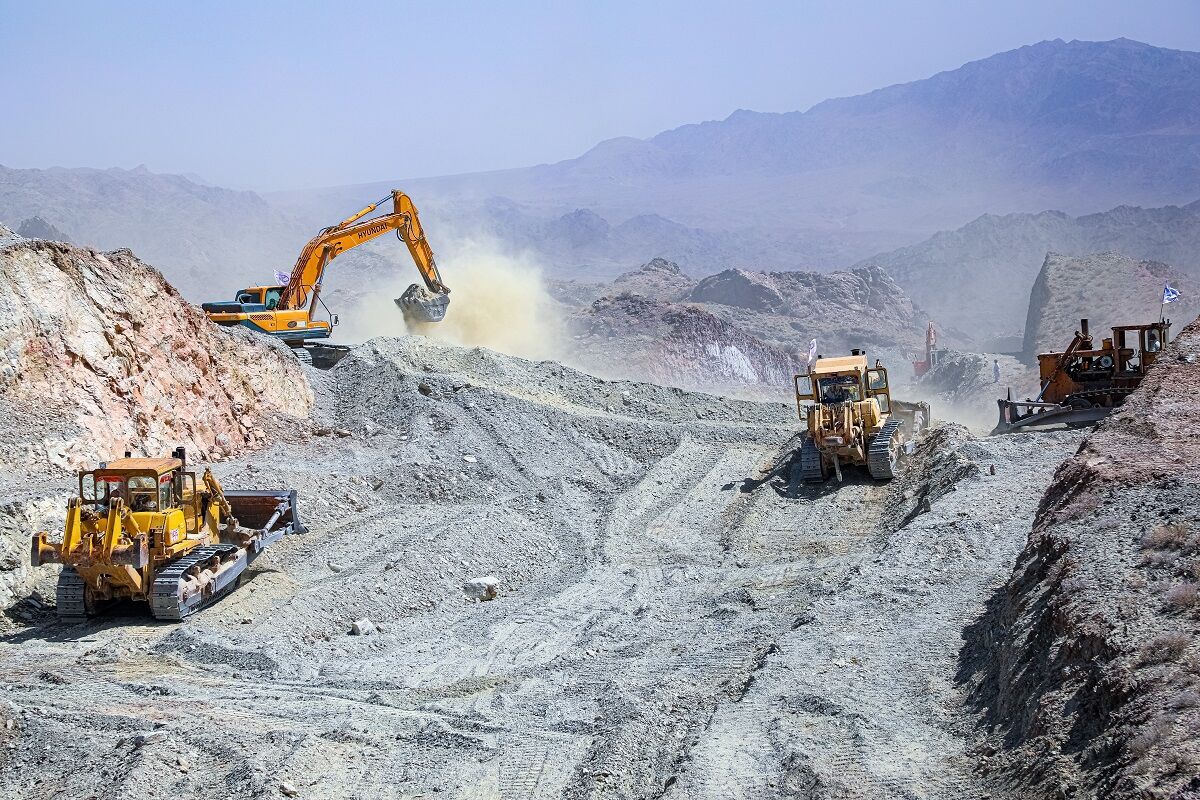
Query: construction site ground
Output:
[[0, 336, 1082, 799]]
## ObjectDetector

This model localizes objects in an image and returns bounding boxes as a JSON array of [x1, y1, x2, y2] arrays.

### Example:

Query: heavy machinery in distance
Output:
[[912, 322, 940, 378], [994, 317, 1170, 433], [202, 190, 451, 365], [794, 349, 931, 482], [31, 448, 303, 622]]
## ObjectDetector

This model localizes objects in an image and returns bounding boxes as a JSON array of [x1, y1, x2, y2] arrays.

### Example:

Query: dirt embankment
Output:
[[959, 315, 1200, 798], [0, 235, 313, 469]]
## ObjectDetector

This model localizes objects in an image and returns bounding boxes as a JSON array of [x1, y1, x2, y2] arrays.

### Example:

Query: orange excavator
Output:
[[202, 190, 450, 365]]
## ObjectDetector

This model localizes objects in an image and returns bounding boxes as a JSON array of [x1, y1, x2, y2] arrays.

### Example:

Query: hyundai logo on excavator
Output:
[[356, 222, 388, 240]]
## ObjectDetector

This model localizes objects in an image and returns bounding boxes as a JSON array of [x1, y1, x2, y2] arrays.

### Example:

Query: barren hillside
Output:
[[960, 315, 1200, 799], [0, 230, 312, 469], [1023, 251, 1197, 356]]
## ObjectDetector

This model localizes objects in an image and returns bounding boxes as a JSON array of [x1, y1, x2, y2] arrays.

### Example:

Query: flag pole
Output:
[[1161, 283, 1166, 323]]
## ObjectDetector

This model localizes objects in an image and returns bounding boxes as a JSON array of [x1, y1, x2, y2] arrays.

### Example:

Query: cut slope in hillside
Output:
[[959, 314, 1200, 799], [569, 293, 800, 397], [0, 234, 313, 468], [1023, 251, 1197, 356]]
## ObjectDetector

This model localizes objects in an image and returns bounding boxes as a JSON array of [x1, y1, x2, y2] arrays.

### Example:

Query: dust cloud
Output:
[[338, 241, 569, 363]]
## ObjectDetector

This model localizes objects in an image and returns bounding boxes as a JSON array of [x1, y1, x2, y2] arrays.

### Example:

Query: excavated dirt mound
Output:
[[960, 314, 1200, 799], [0, 236, 312, 469]]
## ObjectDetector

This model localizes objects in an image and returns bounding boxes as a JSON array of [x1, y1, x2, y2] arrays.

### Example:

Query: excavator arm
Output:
[[278, 190, 450, 322]]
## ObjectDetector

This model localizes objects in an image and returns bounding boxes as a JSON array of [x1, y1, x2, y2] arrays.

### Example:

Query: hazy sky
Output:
[[2, 0, 1198, 192]]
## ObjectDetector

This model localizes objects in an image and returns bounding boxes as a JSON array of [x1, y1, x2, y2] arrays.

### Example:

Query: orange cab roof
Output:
[[810, 354, 868, 375], [98, 457, 181, 474]]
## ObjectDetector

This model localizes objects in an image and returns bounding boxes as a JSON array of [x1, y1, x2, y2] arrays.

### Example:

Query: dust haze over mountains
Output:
[[6, 18, 1200, 800], [3, 37, 1199, 354]]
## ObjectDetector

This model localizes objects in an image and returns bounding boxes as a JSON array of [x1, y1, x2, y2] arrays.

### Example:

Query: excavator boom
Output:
[[280, 190, 450, 322]]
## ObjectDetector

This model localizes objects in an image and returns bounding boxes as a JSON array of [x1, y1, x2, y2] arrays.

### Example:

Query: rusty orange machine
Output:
[[31, 447, 303, 622], [995, 318, 1170, 433]]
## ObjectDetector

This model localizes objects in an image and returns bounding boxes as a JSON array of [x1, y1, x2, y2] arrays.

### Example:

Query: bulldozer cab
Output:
[[80, 457, 192, 515], [794, 354, 892, 417]]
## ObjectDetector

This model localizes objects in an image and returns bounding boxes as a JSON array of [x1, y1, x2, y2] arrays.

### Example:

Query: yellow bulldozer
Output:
[[793, 349, 931, 482], [31, 447, 303, 622]]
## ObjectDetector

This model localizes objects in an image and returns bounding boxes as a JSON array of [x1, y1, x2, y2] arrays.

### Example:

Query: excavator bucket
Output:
[[395, 283, 450, 324]]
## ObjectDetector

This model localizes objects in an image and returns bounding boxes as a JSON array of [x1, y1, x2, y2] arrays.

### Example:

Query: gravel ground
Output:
[[0, 336, 1081, 799]]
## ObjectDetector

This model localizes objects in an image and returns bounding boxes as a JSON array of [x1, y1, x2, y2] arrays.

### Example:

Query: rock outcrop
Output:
[[688, 265, 929, 354], [1022, 251, 1197, 357], [610, 257, 696, 301], [865, 199, 1200, 339], [15, 216, 70, 243], [960, 313, 1200, 799], [0, 236, 313, 468], [571, 293, 800, 397]]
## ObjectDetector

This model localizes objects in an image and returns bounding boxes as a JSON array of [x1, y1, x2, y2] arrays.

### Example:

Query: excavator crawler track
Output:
[[150, 544, 244, 621], [55, 567, 88, 623], [798, 436, 827, 483], [867, 418, 905, 480]]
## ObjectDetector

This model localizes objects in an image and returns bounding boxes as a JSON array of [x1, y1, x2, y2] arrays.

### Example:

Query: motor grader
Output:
[[793, 350, 931, 482], [31, 447, 303, 622]]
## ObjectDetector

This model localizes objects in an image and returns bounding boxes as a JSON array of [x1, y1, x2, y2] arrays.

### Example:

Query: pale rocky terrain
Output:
[[1023, 251, 1198, 356], [865, 199, 1200, 341], [555, 259, 929, 397], [961, 316, 1200, 799], [0, 234, 1193, 800]]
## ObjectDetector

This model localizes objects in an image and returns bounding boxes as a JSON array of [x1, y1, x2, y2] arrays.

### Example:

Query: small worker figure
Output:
[[993, 359, 1001, 384]]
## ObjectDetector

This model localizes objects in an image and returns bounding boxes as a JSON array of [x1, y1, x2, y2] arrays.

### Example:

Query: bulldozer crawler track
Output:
[[867, 418, 904, 480], [798, 436, 826, 483], [150, 544, 244, 621], [56, 567, 88, 622]]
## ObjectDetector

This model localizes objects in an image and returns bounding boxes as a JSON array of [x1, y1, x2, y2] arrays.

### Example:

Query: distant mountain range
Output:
[[2, 37, 1197, 315], [0, 165, 300, 298], [276, 37, 1200, 273]]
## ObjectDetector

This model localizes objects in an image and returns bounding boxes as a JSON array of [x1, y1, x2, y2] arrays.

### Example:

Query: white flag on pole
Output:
[[273, 270, 291, 285], [1163, 283, 1181, 305], [807, 338, 818, 368]]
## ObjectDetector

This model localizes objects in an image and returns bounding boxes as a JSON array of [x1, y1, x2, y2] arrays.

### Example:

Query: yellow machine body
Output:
[[31, 449, 302, 621], [794, 350, 929, 482]]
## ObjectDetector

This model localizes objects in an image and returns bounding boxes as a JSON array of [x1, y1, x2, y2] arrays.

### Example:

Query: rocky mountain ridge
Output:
[[1023, 251, 1198, 357], [863, 199, 1200, 338]]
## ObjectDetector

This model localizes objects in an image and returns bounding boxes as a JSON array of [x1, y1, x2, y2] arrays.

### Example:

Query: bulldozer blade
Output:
[[395, 283, 450, 323], [224, 490, 304, 534]]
